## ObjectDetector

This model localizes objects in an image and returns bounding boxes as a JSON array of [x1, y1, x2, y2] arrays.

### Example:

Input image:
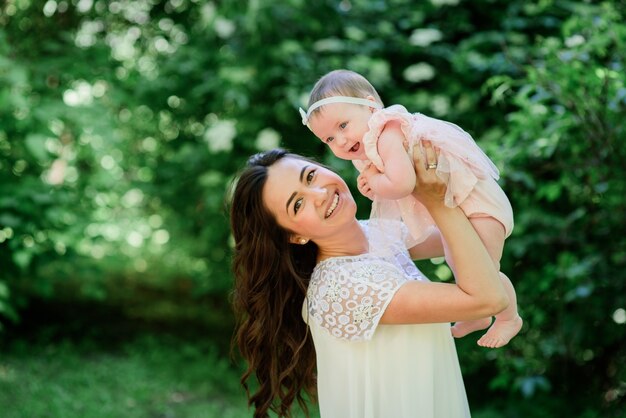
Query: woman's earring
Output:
[[299, 238, 308, 245]]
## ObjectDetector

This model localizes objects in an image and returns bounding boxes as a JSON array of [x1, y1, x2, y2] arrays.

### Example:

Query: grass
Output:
[[0, 335, 252, 418], [0, 296, 319, 418]]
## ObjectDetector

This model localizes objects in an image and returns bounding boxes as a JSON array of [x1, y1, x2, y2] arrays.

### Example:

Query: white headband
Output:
[[299, 96, 382, 127]]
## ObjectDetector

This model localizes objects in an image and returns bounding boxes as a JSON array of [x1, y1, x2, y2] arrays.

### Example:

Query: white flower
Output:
[[255, 128, 281, 151], [204, 120, 236, 153], [409, 28, 443, 47]]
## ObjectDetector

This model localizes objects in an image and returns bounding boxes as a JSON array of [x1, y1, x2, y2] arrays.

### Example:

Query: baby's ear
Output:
[[366, 95, 378, 111]]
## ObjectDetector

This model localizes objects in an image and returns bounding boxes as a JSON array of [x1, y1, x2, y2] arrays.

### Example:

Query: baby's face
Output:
[[308, 102, 373, 161]]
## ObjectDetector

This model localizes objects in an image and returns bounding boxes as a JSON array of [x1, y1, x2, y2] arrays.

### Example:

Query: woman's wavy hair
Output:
[[228, 148, 319, 417]]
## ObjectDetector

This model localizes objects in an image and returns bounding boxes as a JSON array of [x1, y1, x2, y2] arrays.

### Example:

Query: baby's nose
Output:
[[335, 135, 347, 146]]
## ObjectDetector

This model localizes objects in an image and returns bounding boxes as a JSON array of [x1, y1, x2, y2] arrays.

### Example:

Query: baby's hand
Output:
[[357, 162, 380, 201]]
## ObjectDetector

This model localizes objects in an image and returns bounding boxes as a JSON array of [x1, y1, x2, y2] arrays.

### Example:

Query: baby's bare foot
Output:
[[451, 317, 492, 338], [477, 315, 523, 348]]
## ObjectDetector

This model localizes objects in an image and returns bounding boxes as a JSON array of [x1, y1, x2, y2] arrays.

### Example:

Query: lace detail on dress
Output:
[[307, 257, 407, 341], [305, 221, 428, 341]]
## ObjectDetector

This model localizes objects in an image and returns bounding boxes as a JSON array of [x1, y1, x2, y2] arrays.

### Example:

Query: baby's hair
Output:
[[307, 69, 383, 118]]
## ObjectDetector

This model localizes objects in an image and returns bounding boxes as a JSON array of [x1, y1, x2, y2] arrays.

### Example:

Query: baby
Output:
[[299, 69, 523, 348]]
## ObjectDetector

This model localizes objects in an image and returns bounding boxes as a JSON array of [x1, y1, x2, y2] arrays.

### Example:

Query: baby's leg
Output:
[[445, 233, 493, 338], [477, 271, 522, 347], [470, 217, 523, 348]]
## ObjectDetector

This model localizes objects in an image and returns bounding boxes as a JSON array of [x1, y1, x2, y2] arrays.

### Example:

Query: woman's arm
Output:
[[364, 121, 416, 200], [380, 142, 508, 324]]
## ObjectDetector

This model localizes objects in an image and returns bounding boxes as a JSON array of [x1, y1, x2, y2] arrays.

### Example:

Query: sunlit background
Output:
[[1, 0, 625, 417]]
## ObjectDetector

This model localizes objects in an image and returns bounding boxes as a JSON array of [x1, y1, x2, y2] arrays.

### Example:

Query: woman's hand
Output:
[[411, 141, 446, 208]]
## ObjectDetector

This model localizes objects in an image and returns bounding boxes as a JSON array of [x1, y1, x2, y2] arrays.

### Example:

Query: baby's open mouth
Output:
[[350, 143, 360, 153]]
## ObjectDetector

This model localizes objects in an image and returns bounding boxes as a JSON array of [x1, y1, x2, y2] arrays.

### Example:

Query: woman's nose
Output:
[[310, 187, 328, 205]]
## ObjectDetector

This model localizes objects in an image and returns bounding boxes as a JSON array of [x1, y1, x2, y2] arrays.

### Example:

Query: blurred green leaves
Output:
[[1, 0, 625, 416]]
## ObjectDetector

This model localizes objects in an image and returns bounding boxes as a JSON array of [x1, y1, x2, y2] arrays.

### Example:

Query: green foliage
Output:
[[481, 2, 626, 415], [1, 0, 625, 416]]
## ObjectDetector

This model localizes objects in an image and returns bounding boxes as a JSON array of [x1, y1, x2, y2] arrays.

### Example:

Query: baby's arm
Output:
[[408, 228, 444, 260], [364, 120, 416, 200]]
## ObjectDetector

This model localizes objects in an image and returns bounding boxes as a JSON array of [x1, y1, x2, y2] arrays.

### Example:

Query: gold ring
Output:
[[428, 163, 437, 169]]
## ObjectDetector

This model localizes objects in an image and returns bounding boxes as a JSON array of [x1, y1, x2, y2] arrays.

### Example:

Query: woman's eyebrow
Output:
[[299, 165, 309, 182], [285, 165, 310, 213]]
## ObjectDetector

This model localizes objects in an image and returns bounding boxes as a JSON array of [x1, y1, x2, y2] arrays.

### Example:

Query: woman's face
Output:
[[263, 156, 357, 242]]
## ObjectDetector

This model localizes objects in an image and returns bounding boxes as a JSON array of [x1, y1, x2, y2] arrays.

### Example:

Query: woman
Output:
[[229, 143, 508, 418]]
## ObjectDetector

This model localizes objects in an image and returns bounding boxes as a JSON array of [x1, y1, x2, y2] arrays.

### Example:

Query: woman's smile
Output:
[[325, 192, 340, 218]]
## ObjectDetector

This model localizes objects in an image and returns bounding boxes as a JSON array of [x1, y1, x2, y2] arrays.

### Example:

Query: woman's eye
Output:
[[294, 198, 303, 214], [306, 170, 315, 184], [326, 137, 334, 143], [340, 122, 347, 129]]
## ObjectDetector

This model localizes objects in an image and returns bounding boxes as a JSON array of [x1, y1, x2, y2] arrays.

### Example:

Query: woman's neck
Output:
[[316, 220, 368, 262]]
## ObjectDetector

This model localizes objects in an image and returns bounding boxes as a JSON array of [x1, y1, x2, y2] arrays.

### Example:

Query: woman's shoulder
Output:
[[306, 247, 414, 342], [309, 248, 408, 285], [311, 220, 406, 273], [312, 250, 375, 277]]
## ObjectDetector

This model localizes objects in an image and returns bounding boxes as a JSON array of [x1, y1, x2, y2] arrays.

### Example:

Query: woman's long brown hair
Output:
[[229, 149, 318, 417]]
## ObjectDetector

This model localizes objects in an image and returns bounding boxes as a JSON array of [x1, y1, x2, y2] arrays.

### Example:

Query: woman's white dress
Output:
[[303, 220, 471, 418]]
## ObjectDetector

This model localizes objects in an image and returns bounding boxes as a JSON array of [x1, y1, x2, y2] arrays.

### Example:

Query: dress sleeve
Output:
[[362, 105, 415, 172], [366, 218, 415, 250], [305, 257, 410, 342]]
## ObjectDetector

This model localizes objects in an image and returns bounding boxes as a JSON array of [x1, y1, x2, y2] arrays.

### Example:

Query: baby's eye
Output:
[[340, 122, 347, 129], [306, 170, 316, 184], [294, 198, 303, 214], [326, 137, 334, 144]]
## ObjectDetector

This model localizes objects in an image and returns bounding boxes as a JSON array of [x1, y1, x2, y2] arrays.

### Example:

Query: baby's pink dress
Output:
[[355, 104, 514, 246]]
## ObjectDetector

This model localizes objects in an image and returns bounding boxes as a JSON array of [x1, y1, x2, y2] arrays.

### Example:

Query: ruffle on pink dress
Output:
[[359, 104, 504, 245]]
